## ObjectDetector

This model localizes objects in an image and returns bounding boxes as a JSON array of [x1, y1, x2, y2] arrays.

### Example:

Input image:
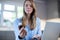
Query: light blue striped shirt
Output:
[[13, 17, 41, 40]]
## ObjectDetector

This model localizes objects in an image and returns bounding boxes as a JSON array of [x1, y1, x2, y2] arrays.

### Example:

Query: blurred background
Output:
[[0, 0, 60, 40]]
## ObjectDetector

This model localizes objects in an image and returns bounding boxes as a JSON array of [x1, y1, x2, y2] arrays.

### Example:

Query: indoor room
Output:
[[0, 0, 60, 40]]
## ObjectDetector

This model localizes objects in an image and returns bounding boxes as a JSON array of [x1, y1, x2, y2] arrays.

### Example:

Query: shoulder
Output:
[[13, 18, 22, 24]]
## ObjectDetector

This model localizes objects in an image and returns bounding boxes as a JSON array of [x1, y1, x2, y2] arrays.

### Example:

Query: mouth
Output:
[[27, 10, 30, 12]]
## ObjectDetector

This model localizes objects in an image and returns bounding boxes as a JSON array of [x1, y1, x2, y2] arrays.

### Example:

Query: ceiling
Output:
[[0, 0, 46, 2], [0, 0, 46, 4]]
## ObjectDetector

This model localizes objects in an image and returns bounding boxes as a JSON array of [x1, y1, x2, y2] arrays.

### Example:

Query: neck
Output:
[[27, 14, 30, 20]]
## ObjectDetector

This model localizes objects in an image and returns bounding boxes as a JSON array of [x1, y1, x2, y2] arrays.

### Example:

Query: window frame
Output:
[[0, 2, 23, 27]]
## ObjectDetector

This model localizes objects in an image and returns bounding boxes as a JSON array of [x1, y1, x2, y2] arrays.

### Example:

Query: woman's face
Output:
[[24, 1, 33, 15]]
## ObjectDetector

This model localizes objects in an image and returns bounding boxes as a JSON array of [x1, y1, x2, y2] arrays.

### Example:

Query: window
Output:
[[0, 3, 1, 22], [0, 4, 1, 10], [0, 3, 23, 27], [2, 4, 16, 27], [0, 3, 1, 26], [4, 4, 15, 11], [0, 11, 1, 24], [17, 6, 23, 18], [3, 11, 16, 22]]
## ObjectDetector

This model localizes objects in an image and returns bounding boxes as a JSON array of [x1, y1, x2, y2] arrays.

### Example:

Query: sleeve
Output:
[[13, 19, 20, 40], [37, 18, 42, 37], [13, 19, 25, 40]]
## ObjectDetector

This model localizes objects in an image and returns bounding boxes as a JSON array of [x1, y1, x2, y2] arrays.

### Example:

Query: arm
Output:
[[13, 19, 26, 40], [32, 18, 41, 40], [37, 18, 42, 37], [37, 18, 41, 40], [18, 26, 27, 39]]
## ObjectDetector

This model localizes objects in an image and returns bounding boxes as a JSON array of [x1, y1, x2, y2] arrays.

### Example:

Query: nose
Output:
[[27, 5, 31, 9]]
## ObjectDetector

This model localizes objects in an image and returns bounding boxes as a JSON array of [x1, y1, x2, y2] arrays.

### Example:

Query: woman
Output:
[[13, 0, 41, 40]]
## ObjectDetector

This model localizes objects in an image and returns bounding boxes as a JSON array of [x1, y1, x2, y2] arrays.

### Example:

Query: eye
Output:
[[30, 5, 32, 7], [25, 4, 32, 8], [26, 4, 28, 7]]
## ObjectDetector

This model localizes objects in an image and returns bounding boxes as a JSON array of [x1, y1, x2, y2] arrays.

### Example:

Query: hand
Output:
[[19, 27, 27, 38], [18, 25, 24, 30], [32, 35, 41, 40]]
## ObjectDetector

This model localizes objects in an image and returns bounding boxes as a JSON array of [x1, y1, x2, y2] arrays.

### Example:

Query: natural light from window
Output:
[[4, 4, 15, 11], [0, 3, 23, 27], [17, 6, 23, 18], [0, 4, 1, 10], [3, 11, 16, 22]]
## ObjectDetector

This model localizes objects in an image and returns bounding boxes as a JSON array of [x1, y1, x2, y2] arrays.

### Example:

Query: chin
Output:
[[27, 13, 31, 14]]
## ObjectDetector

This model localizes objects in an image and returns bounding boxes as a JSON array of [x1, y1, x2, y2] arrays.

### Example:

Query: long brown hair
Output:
[[22, 0, 36, 30]]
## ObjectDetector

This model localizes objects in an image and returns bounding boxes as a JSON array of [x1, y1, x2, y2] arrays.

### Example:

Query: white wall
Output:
[[35, 1, 47, 19], [47, 0, 58, 19]]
